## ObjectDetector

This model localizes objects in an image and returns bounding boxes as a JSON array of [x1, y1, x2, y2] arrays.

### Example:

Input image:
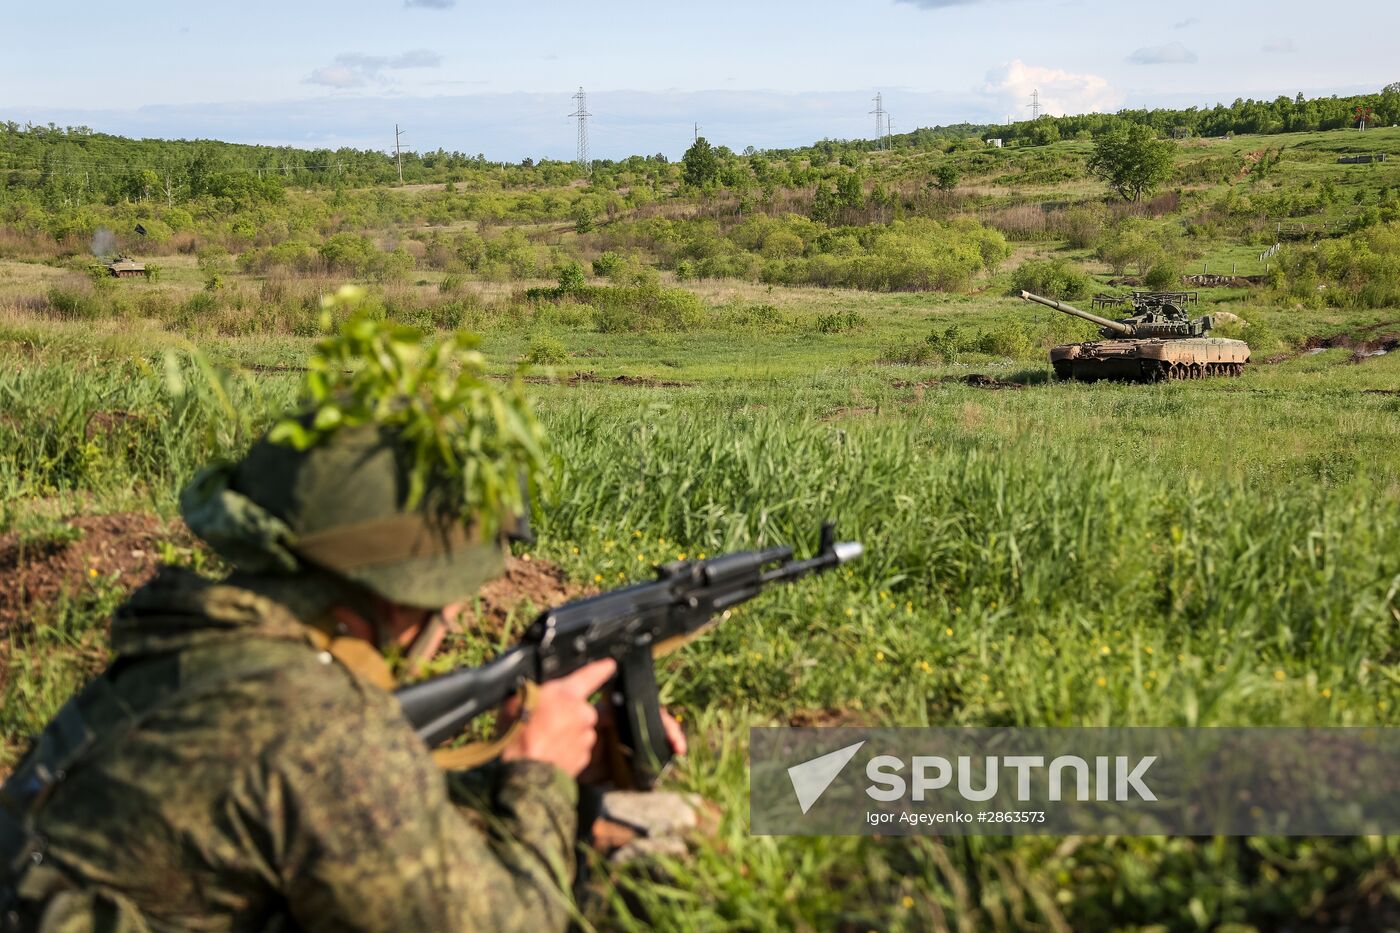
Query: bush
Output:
[[373, 247, 416, 283], [1144, 262, 1182, 291], [520, 335, 570, 367], [1242, 318, 1282, 353], [592, 304, 637, 333], [880, 338, 937, 365], [925, 324, 971, 362], [761, 230, 805, 260], [814, 310, 866, 334], [977, 322, 1038, 360], [1062, 207, 1104, 250], [1277, 222, 1400, 308], [319, 233, 377, 276], [1009, 258, 1092, 300], [715, 303, 792, 334], [556, 261, 586, 294], [45, 286, 104, 321], [592, 252, 625, 278]]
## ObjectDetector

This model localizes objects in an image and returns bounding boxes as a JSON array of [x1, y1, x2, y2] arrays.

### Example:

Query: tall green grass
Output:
[[1, 348, 1397, 930]]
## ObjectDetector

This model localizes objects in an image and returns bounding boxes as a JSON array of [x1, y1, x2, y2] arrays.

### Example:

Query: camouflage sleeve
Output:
[[229, 680, 579, 933]]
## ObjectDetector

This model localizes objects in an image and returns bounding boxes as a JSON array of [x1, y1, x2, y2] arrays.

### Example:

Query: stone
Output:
[[609, 836, 690, 865], [598, 791, 702, 838]]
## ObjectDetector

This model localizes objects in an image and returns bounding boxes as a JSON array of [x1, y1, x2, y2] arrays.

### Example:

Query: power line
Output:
[[1027, 89, 1041, 121], [569, 87, 591, 173]]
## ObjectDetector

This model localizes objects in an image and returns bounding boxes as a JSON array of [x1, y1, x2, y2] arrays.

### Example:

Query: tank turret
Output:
[[1019, 291, 1214, 339], [1017, 290, 1249, 382]]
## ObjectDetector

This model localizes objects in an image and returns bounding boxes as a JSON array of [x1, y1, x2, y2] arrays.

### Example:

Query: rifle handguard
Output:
[[430, 680, 540, 771]]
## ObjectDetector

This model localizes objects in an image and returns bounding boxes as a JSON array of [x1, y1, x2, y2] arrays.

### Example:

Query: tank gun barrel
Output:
[[1019, 290, 1134, 336]]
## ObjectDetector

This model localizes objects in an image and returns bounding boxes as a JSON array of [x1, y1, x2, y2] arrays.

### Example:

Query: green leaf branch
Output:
[[269, 285, 548, 534]]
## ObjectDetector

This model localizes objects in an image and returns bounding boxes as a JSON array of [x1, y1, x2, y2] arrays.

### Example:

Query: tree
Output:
[[934, 163, 961, 191], [1087, 125, 1175, 202], [681, 137, 720, 188]]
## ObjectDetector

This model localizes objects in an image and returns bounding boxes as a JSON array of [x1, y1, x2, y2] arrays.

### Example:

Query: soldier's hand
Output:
[[576, 703, 687, 786], [500, 658, 616, 778]]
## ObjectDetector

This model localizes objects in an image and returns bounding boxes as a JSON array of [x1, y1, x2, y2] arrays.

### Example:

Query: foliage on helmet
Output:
[[268, 286, 548, 536]]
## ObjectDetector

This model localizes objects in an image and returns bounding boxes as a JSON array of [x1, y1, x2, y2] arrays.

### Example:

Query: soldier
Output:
[[0, 419, 681, 931]]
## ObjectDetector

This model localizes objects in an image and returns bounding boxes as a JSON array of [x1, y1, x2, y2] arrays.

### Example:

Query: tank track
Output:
[[1141, 360, 1247, 382]]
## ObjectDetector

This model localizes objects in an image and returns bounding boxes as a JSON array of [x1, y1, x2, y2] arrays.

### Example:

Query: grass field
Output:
[[2, 124, 1399, 930]]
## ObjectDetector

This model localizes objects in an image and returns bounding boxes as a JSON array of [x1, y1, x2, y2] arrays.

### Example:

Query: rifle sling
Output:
[[651, 612, 728, 659], [306, 625, 542, 772]]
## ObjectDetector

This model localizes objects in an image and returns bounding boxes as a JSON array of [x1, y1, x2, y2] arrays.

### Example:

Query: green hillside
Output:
[[2, 92, 1398, 931]]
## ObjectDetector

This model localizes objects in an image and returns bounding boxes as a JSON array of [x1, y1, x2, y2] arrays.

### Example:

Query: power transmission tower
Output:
[[1027, 89, 1041, 121], [870, 93, 888, 150], [394, 124, 405, 184], [694, 122, 700, 144], [570, 88, 592, 173]]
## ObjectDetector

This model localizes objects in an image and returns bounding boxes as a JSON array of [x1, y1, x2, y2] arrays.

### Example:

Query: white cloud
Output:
[[405, 0, 454, 8], [1127, 43, 1199, 65], [895, 0, 990, 7], [1173, 17, 1199, 29], [306, 49, 443, 88], [981, 59, 1122, 118], [1261, 38, 1297, 54]]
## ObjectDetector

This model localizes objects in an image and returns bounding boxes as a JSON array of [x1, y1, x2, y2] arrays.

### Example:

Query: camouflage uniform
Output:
[[1, 424, 579, 931]]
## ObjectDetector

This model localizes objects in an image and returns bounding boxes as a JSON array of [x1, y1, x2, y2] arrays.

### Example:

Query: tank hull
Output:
[[1050, 338, 1250, 382]]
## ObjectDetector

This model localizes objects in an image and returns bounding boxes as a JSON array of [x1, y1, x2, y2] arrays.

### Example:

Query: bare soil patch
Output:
[[461, 555, 595, 638], [786, 707, 868, 728], [0, 513, 191, 631], [84, 409, 158, 440], [1269, 320, 1400, 364], [821, 406, 879, 421], [1181, 274, 1264, 288], [960, 373, 1026, 390], [564, 372, 691, 388], [893, 374, 1030, 391]]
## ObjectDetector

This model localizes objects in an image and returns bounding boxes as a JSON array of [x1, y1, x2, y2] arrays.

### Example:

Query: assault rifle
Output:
[[396, 524, 863, 789]]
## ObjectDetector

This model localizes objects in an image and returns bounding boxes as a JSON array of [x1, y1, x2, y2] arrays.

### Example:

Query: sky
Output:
[[2, 0, 1396, 161]]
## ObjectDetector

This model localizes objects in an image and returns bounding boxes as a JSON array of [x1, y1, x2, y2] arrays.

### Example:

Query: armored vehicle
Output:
[[1020, 290, 1250, 382], [105, 256, 148, 279]]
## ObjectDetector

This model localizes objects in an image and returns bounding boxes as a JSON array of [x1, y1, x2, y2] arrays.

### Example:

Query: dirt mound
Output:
[[461, 555, 594, 638], [0, 514, 191, 630], [568, 372, 690, 388], [820, 406, 878, 421], [1297, 321, 1400, 363], [960, 373, 1025, 390], [787, 707, 867, 728], [520, 372, 692, 388], [1182, 274, 1264, 288], [892, 374, 1030, 391]]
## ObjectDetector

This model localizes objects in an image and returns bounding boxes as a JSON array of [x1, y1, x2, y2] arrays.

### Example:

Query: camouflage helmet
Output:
[[180, 421, 508, 610]]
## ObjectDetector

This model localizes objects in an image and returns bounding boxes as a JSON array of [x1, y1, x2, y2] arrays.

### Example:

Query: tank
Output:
[[105, 256, 148, 279], [1019, 290, 1250, 382]]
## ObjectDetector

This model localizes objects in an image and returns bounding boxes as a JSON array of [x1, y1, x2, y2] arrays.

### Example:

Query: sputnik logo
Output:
[[787, 741, 865, 814]]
